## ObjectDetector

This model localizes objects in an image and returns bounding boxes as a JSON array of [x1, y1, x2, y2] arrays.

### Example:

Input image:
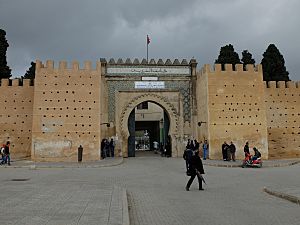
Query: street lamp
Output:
[[198, 121, 207, 127], [100, 122, 110, 127]]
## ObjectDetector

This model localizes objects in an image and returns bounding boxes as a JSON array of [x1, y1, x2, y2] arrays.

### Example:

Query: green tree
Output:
[[261, 44, 289, 81], [241, 50, 255, 70], [0, 29, 12, 79], [24, 62, 36, 79], [215, 44, 241, 70]]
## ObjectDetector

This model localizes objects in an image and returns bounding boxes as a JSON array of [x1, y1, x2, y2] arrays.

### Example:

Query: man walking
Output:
[[186, 150, 205, 191]]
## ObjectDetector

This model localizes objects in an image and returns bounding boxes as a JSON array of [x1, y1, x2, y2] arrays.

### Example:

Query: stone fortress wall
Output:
[[0, 79, 34, 158], [31, 60, 102, 161], [265, 81, 300, 158], [0, 59, 299, 161], [198, 64, 269, 159]]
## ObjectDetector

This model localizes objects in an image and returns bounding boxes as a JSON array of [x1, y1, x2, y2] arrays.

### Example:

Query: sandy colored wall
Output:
[[1, 60, 299, 161], [31, 60, 102, 161], [0, 79, 34, 158], [196, 65, 209, 146], [265, 81, 300, 158], [204, 64, 269, 160]]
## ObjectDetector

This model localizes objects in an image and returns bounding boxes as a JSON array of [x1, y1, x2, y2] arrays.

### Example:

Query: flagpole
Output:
[[146, 35, 150, 63], [146, 35, 149, 63], [147, 42, 148, 63]]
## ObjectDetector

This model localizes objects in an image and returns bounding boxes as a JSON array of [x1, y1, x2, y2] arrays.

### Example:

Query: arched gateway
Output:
[[102, 58, 198, 158], [118, 93, 179, 157]]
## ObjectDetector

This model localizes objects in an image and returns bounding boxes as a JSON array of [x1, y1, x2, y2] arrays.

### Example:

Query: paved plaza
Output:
[[0, 155, 300, 225]]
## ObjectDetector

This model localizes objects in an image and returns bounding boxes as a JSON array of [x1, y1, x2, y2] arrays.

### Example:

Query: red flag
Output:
[[147, 35, 150, 45]]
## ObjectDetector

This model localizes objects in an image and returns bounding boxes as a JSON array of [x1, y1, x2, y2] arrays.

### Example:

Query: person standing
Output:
[[0, 144, 5, 165], [4, 141, 10, 166], [185, 150, 205, 191], [165, 136, 171, 157], [229, 141, 236, 161], [222, 141, 229, 161], [109, 138, 115, 157], [153, 140, 159, 153], [194, 140, 199, 151], [190, 140, 195, 151], [244, 142, 250, 157], [100, 139, 106, 159], [186, 139, 191, 150], [105, 139, 110, 157], [202, 140, 209, 160]]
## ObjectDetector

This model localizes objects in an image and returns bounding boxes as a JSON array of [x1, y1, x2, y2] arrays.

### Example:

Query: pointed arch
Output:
[[119, 93, 179, 139]]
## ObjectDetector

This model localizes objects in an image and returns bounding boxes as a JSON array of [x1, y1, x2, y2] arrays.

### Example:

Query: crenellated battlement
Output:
[[200, 64, 262, 74], [0, 78, 33, 87], [36, 60, 102, 71], [101, 58, 194, 66], [265, 81, 300, 88]]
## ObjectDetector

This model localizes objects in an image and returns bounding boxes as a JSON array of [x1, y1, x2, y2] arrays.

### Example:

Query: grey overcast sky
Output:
[[0, 0, 299, 80]]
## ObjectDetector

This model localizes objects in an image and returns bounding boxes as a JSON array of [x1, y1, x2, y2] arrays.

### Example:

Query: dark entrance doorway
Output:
[[127, 101, 170, 157]]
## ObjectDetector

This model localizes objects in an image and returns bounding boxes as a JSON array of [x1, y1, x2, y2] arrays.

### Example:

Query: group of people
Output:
[[100, 138, 115, 159], [243, 142, 261, 161], [0, 141, 11, 166], [222, 141, 262, 162], [182, 140, 263, 191], [185, 139, 209, 160], [183, 141, 205, 191], [221, 141, 236, 161]]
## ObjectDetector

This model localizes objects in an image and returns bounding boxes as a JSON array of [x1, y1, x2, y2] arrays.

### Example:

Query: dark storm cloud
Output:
[[0, 0, 299, 80]]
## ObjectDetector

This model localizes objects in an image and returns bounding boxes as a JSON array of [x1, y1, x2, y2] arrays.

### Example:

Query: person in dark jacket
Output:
[[183, 148, 193, 172], [186, 150, 205, 191], [229, 141, 236, 161], [222, 141, 229, 161], [252, 147, 261, 161], [165, 136, 172, 157], [194, 140, 199, 151], [244, 142, 250, 157], [186, 139, 191, 150], [109, 138, 115, 157], [190, 140, 195, 151], [100, 139, 106, 159], [4, 141, 10, 166]]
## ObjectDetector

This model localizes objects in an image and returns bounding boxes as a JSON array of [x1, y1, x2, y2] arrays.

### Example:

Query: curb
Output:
[[203, 160, 300, 168], [0, 158, 124, 169], [203, 163, 241, 168], [263, 187, 300, 205], [265, 160, 300, 168]]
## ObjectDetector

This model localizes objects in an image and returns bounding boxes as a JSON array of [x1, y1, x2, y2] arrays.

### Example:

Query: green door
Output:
[[128, 109, 135, 157]]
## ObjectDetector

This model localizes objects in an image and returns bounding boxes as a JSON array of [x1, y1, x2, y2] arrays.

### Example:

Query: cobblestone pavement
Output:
[[0, 167, 126, 225], [123, 157, 300, 225], [1, 155, 300, 225]]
